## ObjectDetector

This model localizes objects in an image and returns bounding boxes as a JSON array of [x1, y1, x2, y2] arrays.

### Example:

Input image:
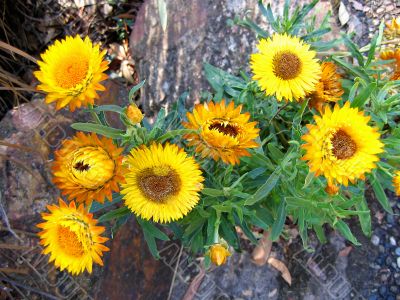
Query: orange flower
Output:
[[309, 62, 344, 113], [52, 132, 125, 205]]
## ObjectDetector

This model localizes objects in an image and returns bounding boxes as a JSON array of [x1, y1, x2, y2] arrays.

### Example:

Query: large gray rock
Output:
[[130, 0, 338, 117]]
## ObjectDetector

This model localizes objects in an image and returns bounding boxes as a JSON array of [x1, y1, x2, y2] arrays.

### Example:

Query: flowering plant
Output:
[[33, 0, 400, 274]]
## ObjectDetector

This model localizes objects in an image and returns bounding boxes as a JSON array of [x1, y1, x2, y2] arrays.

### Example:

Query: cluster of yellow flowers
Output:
[[33, 32, 400, 275]]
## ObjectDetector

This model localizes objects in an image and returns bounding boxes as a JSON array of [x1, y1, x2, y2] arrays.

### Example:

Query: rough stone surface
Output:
[[130, 0, 340, 117]]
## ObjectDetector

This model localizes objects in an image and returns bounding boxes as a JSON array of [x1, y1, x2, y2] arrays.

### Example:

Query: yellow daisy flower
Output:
[[121, 143, 204, 223], [34, 35, 108, 111], [380, 49, 400, 80], [182, 100, 259, 165], [384, 17, 400, 39], [309, 62, 344, 113], [301, 102, 384, 186], [393, 171, 400, 196], [37, 199, 109, 275], [52, 132, 125, 205], [250, 33, 321, 101]]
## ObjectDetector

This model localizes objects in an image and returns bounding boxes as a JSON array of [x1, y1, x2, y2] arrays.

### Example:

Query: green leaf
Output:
[[370, 173, 393, 213], [334, 220, 360, 245], [313, 225, 327, 243], [234, 213, 258, 244], [128, 80, 146, 102], [244, 168, 281, 206], [71, 123, 124, 139], [302, 28, 331, 41], [348, 81, 359, 103], [351, 82, 376, 108], [270, 200, 287, 241], [258, 1, 279, 32], [157, 0, 167, 32], [98, 206, 130, 223], [220, 217, 240, 250], [138, 218, 170, 241], [366, 22, 384, 66], [156, 129, 195, 143], [202, 188, 224, 197], [343, 35, 365, 66], [332, 56, 369, 83], [204, 62, 246, 94], [93, 105, 124, 114], [355, 195, 372, 237], [90, 194, 122, 213], [140, 223, 160, 258]]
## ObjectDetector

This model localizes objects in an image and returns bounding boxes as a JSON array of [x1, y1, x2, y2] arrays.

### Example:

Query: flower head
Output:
[[309, 62, 344, 113], [182, 100, 259, 165], [209, 244, 231, 266], [393, 171, 400, 196], [121, 143, 204, 223], [52, 132, 125, 205], [379, 49, 400, 80], [301, 102, 384, 186], [126, 103, 144, 124], [37, 199, 109, 275], [250, 33, 321, 101], [384, 18, 400, 39], [34, 35, 108, 111]]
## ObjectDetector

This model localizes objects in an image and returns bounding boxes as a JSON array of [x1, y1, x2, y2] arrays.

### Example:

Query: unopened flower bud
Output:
[[126, 103, 144, 124], [209, 244, 231, 266], [325, 183, 340, 195]]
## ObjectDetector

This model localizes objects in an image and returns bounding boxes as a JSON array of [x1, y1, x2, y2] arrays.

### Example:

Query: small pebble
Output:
[[390, 237, 396, 246], [379, 285, 388, 297], [397, 257, 400, 268], [372, 235, 380, 246], [395, 248, 400, 256]]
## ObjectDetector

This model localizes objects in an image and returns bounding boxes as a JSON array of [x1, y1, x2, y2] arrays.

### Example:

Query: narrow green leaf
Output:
[[98, 206, 130, 223], [314, 224, 327, 243], [156, 129, 195, 143], [245, 168, 281, 206], [157, 0, 167, 32], [343, 35, 365, 66], [334, 220, 360, 245], [348, 81, 359, 103], [302, 28, 331, 41], [138, 218, 169, 241], [258, 1, 279, 32], [351, 82, 376, 108], [370, 173, 393, 213], [355, 195, 372, 237], [71, 123, 124, 139], [202, 188, 224, 197], [270, 200, 287, 241], [366, 22, 384, 66], [90, 194, 122, 213], [93, 105, 124, 114]]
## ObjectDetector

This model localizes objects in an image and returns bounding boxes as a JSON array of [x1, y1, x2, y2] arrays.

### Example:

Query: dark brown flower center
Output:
[[209, 122, 239, 137], [331, 130, 357, 159], [74, 161, 90, 172], [138, 168, 181, 202], [273, 51, 302, 80]]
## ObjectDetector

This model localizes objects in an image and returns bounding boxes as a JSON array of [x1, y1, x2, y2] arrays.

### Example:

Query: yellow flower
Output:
[[182, 100, 259, 165], [301, 102, 384, 186], [309, 62, 344, 113], [126, 103, 144, 124], [37, 199, 109, 275], [121, 143, 204, 223], [34, 35, 108, 111], [209, 244, 231, 266], [52, 132, 125, 205], [380, 49, 400, 80], [393, 171, 400, 196], [384, 17, 400, 39], [250, 33, 321, 101]]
